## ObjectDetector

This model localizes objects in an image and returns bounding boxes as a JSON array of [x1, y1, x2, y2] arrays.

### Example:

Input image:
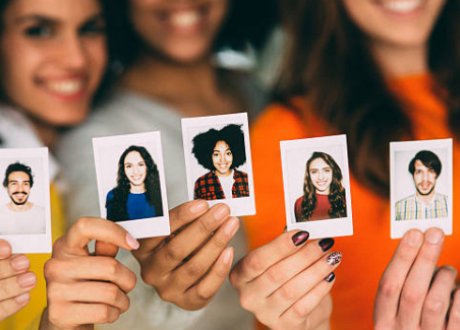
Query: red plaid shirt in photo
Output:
[[194, 169, 249, 200]]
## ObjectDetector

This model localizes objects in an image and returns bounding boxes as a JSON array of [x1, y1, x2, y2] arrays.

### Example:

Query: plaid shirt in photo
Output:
[[194, 169, 249, 200], [395, 193, 448, 220]]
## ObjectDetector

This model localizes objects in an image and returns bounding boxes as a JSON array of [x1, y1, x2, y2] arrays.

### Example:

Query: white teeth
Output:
[[47, 80, 83, 95], [383, 0, 422, 13], [170, 10, 200, 28]]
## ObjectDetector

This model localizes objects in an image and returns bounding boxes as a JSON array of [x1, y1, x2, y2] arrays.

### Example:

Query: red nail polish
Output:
[[292, 231, 310, 246]]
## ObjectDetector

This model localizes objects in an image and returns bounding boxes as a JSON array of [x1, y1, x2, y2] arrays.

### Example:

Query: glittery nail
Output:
[[326, 252, 342, 266]]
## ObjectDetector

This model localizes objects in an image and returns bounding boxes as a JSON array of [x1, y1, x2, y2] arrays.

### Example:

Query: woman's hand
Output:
[[230, 230, 342, 330], [374, 227, 460, 330], [132, 200, 239, 310], [0, 239, 35, 320], [41, 218, 139, 330]]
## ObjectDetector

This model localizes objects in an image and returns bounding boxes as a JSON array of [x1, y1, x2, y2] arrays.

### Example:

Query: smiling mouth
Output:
[[380, 0, 422, 13], [47, 80, 83, 94], [170, 10, 201, 28]]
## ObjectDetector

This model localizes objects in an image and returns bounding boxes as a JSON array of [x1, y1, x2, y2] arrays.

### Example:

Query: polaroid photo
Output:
[[280, 134, 353, 239], [93, 132, 170, 239], [0, 148, 51, 253], [181, 113, 255, 217], [390, 138, 452, 239]]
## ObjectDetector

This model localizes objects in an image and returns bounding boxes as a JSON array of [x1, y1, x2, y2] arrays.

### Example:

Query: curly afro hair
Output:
[[192, 124, 246, 171]]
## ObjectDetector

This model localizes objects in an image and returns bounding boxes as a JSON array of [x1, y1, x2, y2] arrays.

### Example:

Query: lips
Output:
[[156, 3, 211, 34], [45, 79, 85, 95], [170, 10, 201, 28], [418, 181, 433, 191], [380, 0, 422, 13]]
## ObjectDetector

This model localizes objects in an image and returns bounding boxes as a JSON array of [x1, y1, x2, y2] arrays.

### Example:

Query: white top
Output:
[[0, 203, 46, 235], [219, 170, 234, 199], [57, 85, 265, 330], [0, 106, 58, 181]]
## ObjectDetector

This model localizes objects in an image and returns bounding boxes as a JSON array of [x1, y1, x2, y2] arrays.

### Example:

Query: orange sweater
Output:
[[246, 75, 459, 329]]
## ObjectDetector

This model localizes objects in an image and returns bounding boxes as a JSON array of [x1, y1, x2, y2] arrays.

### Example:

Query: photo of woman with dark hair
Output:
[[192, 124, 249, 200], [294, 151, 347, 222], [105, 145, 163, 221]]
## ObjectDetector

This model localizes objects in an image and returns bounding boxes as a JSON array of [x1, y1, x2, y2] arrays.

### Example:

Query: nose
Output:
[[421, 171, 429, 181], [58, 34, 88, 70], [318, 170, 324, 180]]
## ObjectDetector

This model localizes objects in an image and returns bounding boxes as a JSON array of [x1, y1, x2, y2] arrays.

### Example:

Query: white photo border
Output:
[[281, 134, 353, 239], [0, 148, 51, 253], [181, 113, 256, 217], [390, 138, 453, 239], [93, 132, 170, 239]]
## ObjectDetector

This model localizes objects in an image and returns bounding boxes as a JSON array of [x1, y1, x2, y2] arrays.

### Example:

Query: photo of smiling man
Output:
[[0, 162, 45, 235], [395, 150, 448, 220]]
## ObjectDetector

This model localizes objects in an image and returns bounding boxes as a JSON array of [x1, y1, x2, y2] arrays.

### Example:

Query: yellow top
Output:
[[0, 184, 65, 330]]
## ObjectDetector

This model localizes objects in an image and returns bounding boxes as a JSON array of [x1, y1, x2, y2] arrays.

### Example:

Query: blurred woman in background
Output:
[[248, 0, 460, 328], [57, 0, 280, 328], [0, 0, 108, 327]]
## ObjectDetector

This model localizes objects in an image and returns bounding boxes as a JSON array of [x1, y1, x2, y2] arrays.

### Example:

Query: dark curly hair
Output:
[[192, 124, 246, 171], [106, 145, 163, 221], [299, 152, 346, 221], [3, 162, 34, 188]]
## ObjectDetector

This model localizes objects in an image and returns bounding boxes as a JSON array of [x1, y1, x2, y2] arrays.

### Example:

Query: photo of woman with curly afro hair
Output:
[[192, 124, 249, 200], [294, 151, 347, 222]]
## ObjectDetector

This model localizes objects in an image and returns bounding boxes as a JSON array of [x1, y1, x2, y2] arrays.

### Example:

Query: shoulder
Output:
[[253, 102, 304, 133], [295, 196, 303, 208], [435, 193, 448, 201], [234, 169, 248, 179], [195, 172, 214, 185], [106, 189, 115, 201], [396, 195, 416, 206]]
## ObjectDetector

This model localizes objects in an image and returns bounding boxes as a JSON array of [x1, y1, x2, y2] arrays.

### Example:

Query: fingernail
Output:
[[405, 230, 423, 247], [326, 252, 342, 266], [324, 272, 335, 283], [213, 204, 230, 221], [442, 265, 457, 275], [15, 293, 30, 304], [426, 229, 444, 245], [17, 272, 36, 288], [319, 238, 334, 252], [190, 200, 208, 213], [11, 255, 30, 271], [223, 217, 239, 237], [222, 247, 233, 265], [0, 243, 10, 258], [125, 233, 140, 250], [292, 231, 310, 246]]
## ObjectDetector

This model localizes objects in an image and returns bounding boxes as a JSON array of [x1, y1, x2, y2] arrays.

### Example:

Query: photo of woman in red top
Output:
[[192, 124, 249, 200], [294, 151, 347, 222]]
